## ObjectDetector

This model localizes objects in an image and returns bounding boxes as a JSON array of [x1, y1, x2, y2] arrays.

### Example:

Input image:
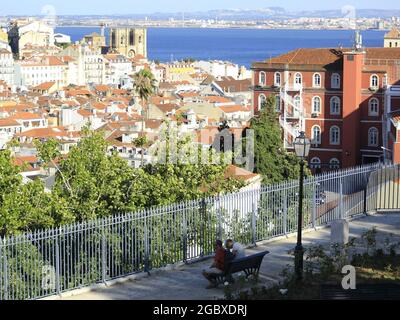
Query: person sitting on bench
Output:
[[202, 240, 233, 289], [226, 239, 245, 259]]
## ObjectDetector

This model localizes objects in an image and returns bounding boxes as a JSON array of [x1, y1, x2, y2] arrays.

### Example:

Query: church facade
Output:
[[109, 27, 147, 58]]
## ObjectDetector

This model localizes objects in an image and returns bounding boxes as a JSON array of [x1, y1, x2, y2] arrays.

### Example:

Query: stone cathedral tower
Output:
[[109, 27, 147, 58]]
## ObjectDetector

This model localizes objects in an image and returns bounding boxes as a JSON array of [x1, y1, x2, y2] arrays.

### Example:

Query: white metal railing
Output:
[[0, 162, 399, 300]]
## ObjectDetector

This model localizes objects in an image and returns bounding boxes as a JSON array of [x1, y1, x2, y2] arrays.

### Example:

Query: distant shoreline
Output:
[[56, 25, 389, 32]]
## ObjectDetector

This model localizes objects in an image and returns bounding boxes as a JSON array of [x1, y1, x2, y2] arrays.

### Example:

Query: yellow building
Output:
[[8, 20, 55, 57], [82, 32, 106, 48], [0, 29, 8, 43], [109, 27, 147, 58], [384, 27, 400, 48]]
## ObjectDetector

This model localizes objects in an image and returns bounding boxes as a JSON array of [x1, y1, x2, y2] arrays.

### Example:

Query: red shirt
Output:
[[214, 247, 225, 271]]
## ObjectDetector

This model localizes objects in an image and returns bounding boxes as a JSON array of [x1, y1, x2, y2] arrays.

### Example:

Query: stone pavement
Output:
[[56, 213, 400, 300]]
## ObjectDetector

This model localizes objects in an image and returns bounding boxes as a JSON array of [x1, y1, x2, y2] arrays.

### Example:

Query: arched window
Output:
[[329, 126, 340, 145], [368, 127, 379, 146], [111, 31, 116, 47], [312, 96, 321, 114], [313, 73, 321, 87], [275, 95, 281, 112], [274, 72, 281, 86], [129, 30, 135, 46], [310, 157, 321, 169], [331, 73, 341, 89], [294, 73, 302, 86], [312, 125, 321, 144], [258, 94, 266, 110], [370, 75, 379, 89], [259, 72, 266, 86], [329, 158, 340, 170], [293, 95, 301, 117], [368, 98, 379, 116], [294, 95, 301, 109], [330, 96, 341, 115]]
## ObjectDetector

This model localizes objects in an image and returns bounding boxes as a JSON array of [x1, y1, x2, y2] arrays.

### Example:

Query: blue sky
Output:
[[0, 0, 398, 15]]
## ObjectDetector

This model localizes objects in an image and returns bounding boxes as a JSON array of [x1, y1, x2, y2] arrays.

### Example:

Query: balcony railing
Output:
[[0, 162, 398, 300]]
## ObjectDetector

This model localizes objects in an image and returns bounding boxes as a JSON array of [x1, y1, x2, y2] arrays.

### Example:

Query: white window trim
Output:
[[329, 126, 341, 145], [310, 157, 321, 169], [313, 73, 321, 88], [311, 125, 322, 144], [368, 98, 379, 116], [294, 72, 302, 86], [274, 72, 281, 87], [329, 158, 340, 169], [312, 96, 321, 114], [370, 74, 379, 89], [368, 127, 379, 147], [330, 96, 341, 115], [331, 73, 341, 89], [259, 72, 266, 86], [258, 94, 266, 110], [275, 95, 281, 112]]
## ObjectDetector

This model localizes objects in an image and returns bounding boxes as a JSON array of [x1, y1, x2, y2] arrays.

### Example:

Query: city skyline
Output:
[[0, 0, 399, 16]]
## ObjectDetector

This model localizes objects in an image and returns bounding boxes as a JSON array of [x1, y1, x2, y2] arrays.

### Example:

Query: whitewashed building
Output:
[[103, 54, 133, 86], [194, 60, 239, 79], [15, 55, 66, 88], [0, 49, 14, 85], [60, 44, 105, 85]]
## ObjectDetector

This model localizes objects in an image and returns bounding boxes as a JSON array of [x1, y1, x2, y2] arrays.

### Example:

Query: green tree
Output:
[[0, 150, 67, 236], [250, 96, 310, 184], [47, 128, 137, 221], [132, 69, 157, 166], [147, 120, 245, 203]]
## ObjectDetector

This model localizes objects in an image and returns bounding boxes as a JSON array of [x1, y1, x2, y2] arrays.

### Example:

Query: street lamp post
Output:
[[293, 131, 311, 281]]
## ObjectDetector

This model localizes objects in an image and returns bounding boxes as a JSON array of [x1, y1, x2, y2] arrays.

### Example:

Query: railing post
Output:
[[339, 178, 344, 219], [312, 182, 317, 229], [144, 211, 150, 274], [283, 198, 287, 236], [182, 210, 187, 263], [0, 237, 7, 301], [101, 220, 107, 284], [363, 185, 368, 214], [200, 198, 206, 258], [55, 229, 61, 296], [217, 204, 223, 242], [3, 238, 7, 301], [251, 202, 256, 246]]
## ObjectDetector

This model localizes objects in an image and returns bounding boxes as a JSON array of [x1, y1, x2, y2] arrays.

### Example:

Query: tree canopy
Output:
[[250, 96, 310, 184], [0, 124, 245, 236]]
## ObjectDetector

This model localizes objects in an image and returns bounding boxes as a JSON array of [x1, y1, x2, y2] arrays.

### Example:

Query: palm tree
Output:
[[132, 69, 156, 166]]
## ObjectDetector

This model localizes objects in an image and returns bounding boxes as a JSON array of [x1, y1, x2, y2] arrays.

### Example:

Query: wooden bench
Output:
[[209, 250, 269, 286]]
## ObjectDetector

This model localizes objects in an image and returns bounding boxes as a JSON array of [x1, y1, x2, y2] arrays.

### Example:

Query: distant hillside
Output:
[[7, 8, 400, 21]]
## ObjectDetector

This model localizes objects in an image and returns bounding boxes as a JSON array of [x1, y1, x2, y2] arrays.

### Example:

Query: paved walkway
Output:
[[58, 213, 400, 300]]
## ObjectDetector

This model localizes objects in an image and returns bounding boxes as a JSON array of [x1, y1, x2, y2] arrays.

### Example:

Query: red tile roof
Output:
[[33, 82, 56, 91], [0, 118, 21, 127]]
